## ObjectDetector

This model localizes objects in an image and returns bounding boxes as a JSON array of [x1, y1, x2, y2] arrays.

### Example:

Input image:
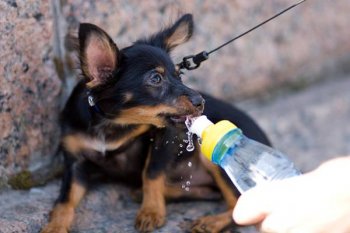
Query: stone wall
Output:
[[1, 0, 349, 189], [0, 1, 62, 189]]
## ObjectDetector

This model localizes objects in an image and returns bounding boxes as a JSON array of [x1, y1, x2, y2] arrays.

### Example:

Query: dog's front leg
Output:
[[135, 150, 166, 232], [41, 157, 91, 233], [135, 169, 166, 232], [135, 129, 175, 232]]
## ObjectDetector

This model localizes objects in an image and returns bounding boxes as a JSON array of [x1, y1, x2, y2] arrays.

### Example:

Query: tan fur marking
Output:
[[62, 134, 86, 155], [155, 66, 165, 74], [68, 181, 87, 205], [163, 185, 184, 199], [113, 105, 178, 127], [41, 182, 86, 233], [176, 96, 197, 112], [62, 125, 150, 154], [192, 210, 234, 233], [141, 150, 165, 208], [141, 174, 166, 211]]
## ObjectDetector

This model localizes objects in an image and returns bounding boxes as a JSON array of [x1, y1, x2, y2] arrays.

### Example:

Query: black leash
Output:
[[178, 0, 306, 71], [87, 1, 306, 116]]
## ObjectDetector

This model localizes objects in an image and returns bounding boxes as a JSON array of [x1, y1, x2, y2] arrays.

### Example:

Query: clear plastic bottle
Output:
[[187, 115, 301, 193]]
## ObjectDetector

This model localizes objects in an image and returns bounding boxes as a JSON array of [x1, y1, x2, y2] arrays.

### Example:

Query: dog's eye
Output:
[[149, 73, 163, 85]]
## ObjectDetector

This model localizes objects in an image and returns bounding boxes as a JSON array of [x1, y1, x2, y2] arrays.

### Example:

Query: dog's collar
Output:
[[86, 91, 106, 117]]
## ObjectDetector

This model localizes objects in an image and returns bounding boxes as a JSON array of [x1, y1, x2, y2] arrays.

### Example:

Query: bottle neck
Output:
[[211, 128, 243, 164], [187, 116, 240, 162]]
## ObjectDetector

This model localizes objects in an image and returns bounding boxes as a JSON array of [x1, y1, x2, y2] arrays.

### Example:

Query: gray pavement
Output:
[[0, 75, 349, 233], [240, 75, 350, 172]]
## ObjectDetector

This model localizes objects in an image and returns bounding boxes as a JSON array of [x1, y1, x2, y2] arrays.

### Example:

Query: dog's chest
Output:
[[81, 135, 148, 181]]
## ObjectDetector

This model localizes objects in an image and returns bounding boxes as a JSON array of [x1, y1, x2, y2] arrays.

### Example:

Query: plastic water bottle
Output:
[[187, 115, 301, 193]]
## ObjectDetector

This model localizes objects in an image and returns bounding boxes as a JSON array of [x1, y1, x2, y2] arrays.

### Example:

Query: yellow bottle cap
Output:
[[201, 120, 237, 161]]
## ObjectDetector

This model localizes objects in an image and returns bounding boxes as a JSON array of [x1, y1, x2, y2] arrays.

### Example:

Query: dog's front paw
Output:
[[191, 216, 221, 233], [135, 208, 166, 232], [41, 224, 68, 233]]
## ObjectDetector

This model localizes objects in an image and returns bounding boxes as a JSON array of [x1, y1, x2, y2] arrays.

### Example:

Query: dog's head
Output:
[[78, 14, 204, 128]]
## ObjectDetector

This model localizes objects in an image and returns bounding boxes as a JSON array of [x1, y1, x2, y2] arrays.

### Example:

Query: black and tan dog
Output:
[[41, 14, 270, 233]]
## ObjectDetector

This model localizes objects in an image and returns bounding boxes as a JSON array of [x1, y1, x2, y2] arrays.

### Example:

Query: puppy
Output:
[[41, 14, 270, 233]]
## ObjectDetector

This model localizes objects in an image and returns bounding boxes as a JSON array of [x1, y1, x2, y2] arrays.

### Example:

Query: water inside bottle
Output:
[[220, 137, 301, 193]]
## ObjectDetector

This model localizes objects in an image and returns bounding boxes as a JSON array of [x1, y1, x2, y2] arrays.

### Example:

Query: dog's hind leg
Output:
[[191, 156, 238, 233], [41, 158, 91, 233]]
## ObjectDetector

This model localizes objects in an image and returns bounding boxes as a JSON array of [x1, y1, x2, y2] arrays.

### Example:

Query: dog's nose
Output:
[[190, 95, 205, 110]]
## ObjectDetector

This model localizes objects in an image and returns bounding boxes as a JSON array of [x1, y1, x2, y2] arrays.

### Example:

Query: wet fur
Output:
[[41, 14, 270, 233]]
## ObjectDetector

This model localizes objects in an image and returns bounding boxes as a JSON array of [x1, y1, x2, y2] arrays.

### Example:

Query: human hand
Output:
[[233, 157, 350, 233]]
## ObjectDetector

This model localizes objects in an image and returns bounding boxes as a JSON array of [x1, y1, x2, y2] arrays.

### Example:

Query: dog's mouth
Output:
[[166, 113, 201, 126], [169, 115, 190, 124]]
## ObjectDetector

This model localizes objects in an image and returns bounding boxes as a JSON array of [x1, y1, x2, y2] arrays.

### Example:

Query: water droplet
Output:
[[197, 138, 202, 145], [172, 141, 175, 144], [190, 175, 193, 179], [186, 181, 191, 186], [188, 161, 192, 167], [179, 144, 183, 148], [150, 138, 154, 142], [185, 131, 195, 152], [185, 187, 190, 191], [154, 146, 158, 150], [185, 117, 193, 130], [181, 184, 186, 189], [179, 151, 183, 154], [185, 117, 195, 148]]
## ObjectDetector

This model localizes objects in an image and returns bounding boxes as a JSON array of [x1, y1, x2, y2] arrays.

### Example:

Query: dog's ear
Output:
[[78, 23, 119, 88], [142, 14, 193, 52]]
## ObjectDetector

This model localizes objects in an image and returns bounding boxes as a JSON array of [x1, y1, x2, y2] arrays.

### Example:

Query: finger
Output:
[[259, 213, 288, 233], [233, 186, 272, 225], [233, 178, 300, 225]]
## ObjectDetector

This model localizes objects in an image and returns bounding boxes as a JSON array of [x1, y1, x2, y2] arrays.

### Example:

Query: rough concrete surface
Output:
[[1, 75, 349, 232], [241, 75, 350, 172]]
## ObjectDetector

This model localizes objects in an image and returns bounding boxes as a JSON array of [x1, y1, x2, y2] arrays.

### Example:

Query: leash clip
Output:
[[178, 51, 209, 70], [177, 1, 306, 71]]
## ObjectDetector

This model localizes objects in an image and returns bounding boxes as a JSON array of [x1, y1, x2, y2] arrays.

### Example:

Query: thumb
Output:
[[233, 176, 304, 225], [233, 186, 271, 225]]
